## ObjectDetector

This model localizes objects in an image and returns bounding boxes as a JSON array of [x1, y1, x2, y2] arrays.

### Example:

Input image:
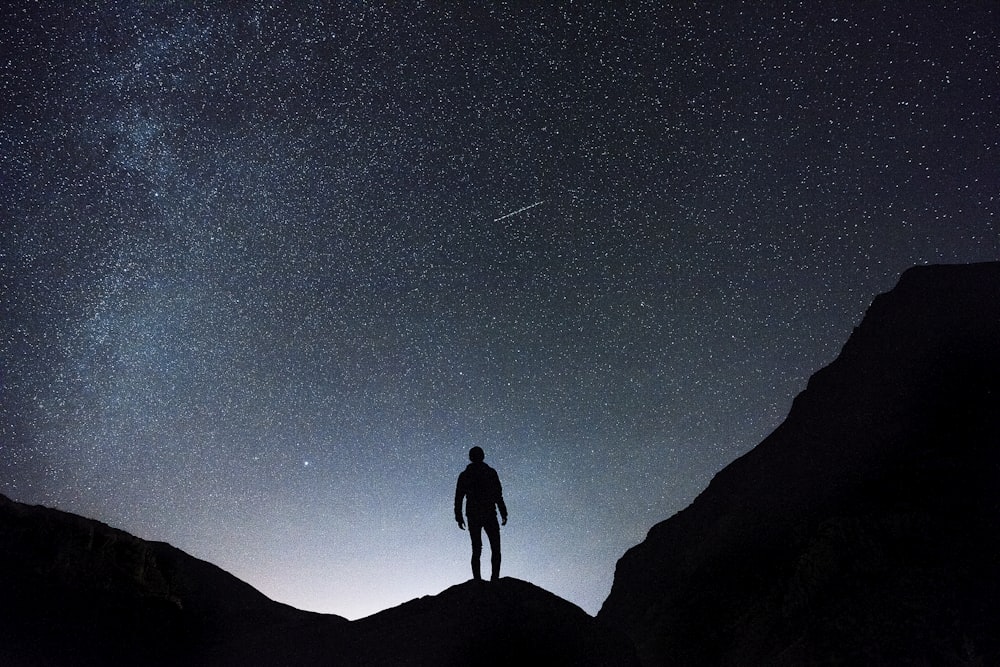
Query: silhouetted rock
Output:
[[0, 495, 636, 665], [0, 493, 345, 666], [339, 578, 638, 666], [599, 262, 1000, 666]]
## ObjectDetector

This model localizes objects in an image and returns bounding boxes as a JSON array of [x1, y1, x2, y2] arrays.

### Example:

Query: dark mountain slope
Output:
[[598, 262, 1000, 666], [0, 493, 636, 665], [0, 493, 346, 666]]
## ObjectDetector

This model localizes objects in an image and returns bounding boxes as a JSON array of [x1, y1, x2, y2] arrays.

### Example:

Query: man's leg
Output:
[[483, 516, 501, 581], [469, 519, 483, 581]]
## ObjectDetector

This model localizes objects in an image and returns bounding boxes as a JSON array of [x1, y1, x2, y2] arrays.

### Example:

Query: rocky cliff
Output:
[[598, 262, 1000, 666]]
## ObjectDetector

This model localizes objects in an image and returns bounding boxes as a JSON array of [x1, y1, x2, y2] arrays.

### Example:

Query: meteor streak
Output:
[[493, 199, 546, 222]]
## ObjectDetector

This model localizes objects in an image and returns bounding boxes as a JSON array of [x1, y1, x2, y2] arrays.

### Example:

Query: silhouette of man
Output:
[[454, 446, 508, 581]]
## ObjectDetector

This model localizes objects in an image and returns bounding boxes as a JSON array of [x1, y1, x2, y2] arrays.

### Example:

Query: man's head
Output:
[[469, 446, 485, 462]]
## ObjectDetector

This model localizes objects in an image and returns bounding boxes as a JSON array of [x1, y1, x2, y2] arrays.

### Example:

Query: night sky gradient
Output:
[[2, 2, 997, 619]]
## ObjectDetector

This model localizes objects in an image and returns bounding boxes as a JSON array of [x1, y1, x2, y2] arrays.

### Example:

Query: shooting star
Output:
[[493, 199, 546, 222]]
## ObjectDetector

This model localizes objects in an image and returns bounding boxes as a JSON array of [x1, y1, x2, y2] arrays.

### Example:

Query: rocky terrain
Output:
[[599, 262, 1000, 665], [0, 492, 346, 665], [0, 495, 635, 666]]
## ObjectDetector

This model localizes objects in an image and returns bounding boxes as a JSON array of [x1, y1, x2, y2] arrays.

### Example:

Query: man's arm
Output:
[[494, 470, 508, 526], [454, 474, 466, 529]]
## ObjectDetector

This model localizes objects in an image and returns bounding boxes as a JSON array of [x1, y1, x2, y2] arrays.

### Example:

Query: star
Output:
[[1, 0, 996, 620]]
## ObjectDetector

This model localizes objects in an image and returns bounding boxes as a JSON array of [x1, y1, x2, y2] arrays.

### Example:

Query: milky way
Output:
[[2, 2, 997, 619]]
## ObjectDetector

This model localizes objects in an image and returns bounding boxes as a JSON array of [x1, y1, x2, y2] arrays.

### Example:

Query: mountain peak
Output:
[[344, 577, 637, 666]]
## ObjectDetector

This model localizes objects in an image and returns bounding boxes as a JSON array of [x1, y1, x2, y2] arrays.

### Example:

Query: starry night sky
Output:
[[2, 2, 997, 619]]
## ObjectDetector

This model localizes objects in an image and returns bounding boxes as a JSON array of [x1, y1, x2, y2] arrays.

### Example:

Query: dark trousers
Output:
[[468, 514, 501, 580]]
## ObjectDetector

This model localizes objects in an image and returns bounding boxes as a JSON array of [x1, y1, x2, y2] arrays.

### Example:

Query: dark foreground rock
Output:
[[0, 493, 345, 666], [0, 494, 636, 666], [599, 262, 1000, 666], [339, 577, 638, 666]]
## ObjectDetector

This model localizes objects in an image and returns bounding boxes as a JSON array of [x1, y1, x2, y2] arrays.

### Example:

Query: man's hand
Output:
[[501, 516, 507, 526], [457, 519, 465, 530]]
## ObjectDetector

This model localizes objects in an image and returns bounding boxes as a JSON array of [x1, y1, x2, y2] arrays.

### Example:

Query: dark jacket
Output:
[[454, 461, 508, 523]]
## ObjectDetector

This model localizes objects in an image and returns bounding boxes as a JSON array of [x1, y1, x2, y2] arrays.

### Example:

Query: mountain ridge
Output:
[[0, 492, 346, 666], [598, 261, 1000, 665], [0, 492, 636, 666]]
